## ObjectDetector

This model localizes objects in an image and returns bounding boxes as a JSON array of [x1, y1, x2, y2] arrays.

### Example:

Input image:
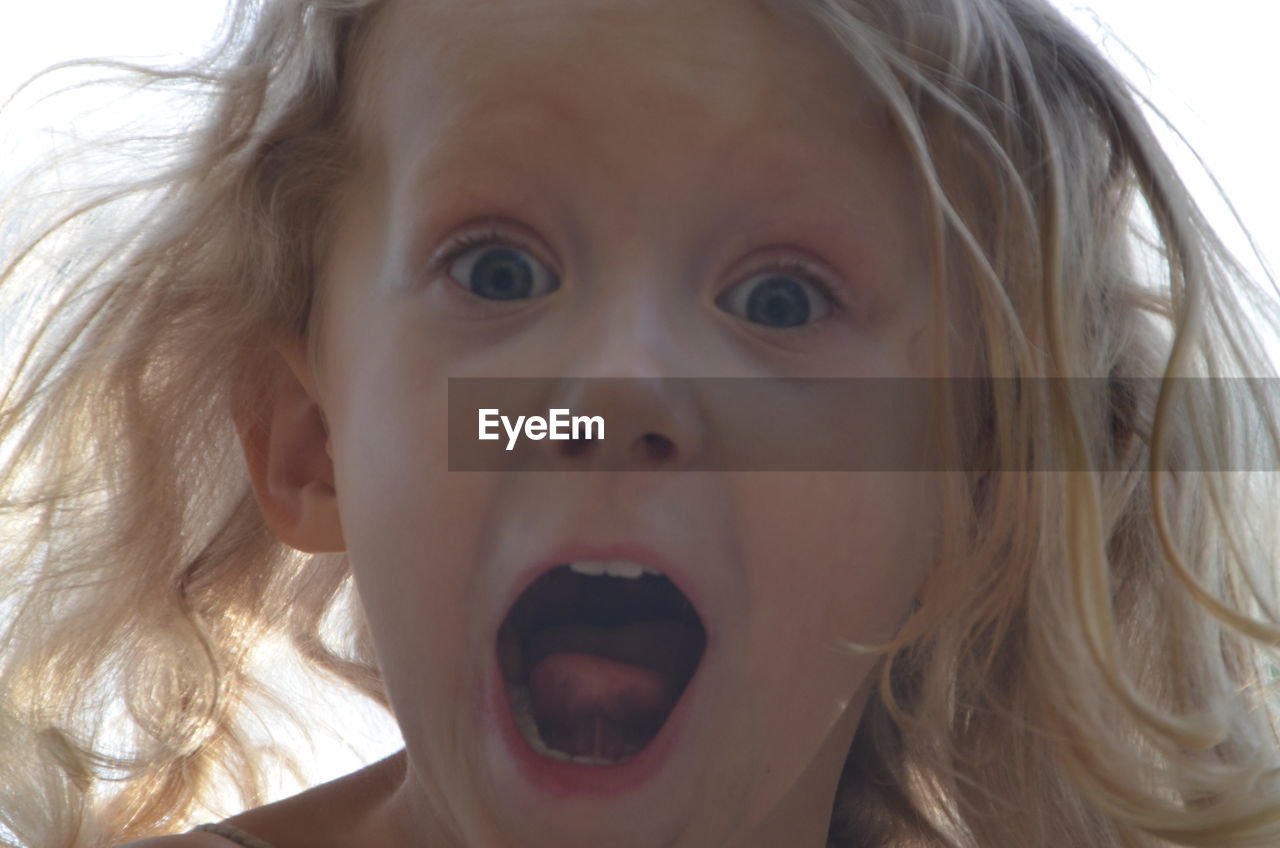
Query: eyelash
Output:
[[744, 257, 847, 324], [428, 226, 848, 327], [429, 225, 535, 274]]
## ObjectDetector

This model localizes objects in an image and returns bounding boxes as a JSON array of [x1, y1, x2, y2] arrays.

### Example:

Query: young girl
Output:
[[3, 0, 1279, 846]]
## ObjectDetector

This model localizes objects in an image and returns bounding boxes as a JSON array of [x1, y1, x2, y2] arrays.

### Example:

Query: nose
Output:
[[539, 304, 707, 471], [541, 375, 705, 470]]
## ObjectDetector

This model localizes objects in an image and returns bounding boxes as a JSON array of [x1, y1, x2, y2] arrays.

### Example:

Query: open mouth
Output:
[[497, 561, 707, 765]]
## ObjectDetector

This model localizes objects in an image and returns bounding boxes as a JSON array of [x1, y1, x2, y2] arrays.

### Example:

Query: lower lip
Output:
[[486, 646, 705, 799]]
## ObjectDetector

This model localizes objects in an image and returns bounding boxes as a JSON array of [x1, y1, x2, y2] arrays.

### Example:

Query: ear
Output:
[[233, 334, 345, 553]]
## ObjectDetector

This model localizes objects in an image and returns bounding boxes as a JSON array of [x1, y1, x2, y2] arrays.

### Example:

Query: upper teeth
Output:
[[566, 559, 661, 579]]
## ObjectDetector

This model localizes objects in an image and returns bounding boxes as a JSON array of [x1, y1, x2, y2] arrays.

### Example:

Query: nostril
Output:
[[639, 432, 674, 462]]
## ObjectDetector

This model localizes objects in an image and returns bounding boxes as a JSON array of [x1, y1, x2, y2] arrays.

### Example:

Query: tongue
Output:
[[528, 653, 671, 747], [525, 620, 701, 751]]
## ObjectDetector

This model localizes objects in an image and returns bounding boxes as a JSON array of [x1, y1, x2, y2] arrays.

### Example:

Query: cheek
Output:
[[323, 329, 480, 642], [736, 472, 930, 647], [338, 460, 501, 708], [324, 290, 453, 524], [337, 384, 448, 546]]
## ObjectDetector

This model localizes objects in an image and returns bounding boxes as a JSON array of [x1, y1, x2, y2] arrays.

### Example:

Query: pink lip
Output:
[[491, 539, 712, 643]]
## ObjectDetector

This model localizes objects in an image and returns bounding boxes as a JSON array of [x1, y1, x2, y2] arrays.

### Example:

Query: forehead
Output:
[[350, 0, 897, 176]]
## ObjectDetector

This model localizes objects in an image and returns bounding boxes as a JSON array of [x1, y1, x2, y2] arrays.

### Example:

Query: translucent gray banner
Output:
[[446, 378, 1280, 471]]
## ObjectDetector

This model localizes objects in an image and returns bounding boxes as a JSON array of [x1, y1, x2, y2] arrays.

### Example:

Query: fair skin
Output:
[[127, 0, 939, 845]]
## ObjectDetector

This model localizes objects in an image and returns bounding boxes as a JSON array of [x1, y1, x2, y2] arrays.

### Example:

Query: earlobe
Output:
[[232, 335, 345, 553]]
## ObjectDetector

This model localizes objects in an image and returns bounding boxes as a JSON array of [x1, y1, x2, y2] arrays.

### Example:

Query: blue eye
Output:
[[435, 232, 558, 301], [432, 231, 840, 329], [717, 264, 835, 328]]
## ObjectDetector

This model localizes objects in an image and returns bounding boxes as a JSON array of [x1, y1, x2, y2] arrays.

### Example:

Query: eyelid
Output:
[[428, 221, 550, 273], [744, 255, 847, 312]]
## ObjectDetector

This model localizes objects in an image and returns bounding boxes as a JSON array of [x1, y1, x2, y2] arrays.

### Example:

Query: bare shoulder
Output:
[[115, 834, 232, 847]]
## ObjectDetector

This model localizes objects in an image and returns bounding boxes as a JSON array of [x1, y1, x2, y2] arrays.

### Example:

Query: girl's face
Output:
[[301, 0, 938, 844]]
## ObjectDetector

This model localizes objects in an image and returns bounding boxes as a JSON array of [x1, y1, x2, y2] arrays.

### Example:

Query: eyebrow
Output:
[[399, 96, 907, 294], [406, 76, 883, 181], [409, 108, 878, 217]]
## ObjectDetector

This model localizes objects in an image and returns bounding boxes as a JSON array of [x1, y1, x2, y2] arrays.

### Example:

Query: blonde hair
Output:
[[1, 0, 1278, 846]]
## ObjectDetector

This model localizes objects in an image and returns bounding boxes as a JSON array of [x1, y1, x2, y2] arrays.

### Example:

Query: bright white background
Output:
[[1, 0, 1277, 811]]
